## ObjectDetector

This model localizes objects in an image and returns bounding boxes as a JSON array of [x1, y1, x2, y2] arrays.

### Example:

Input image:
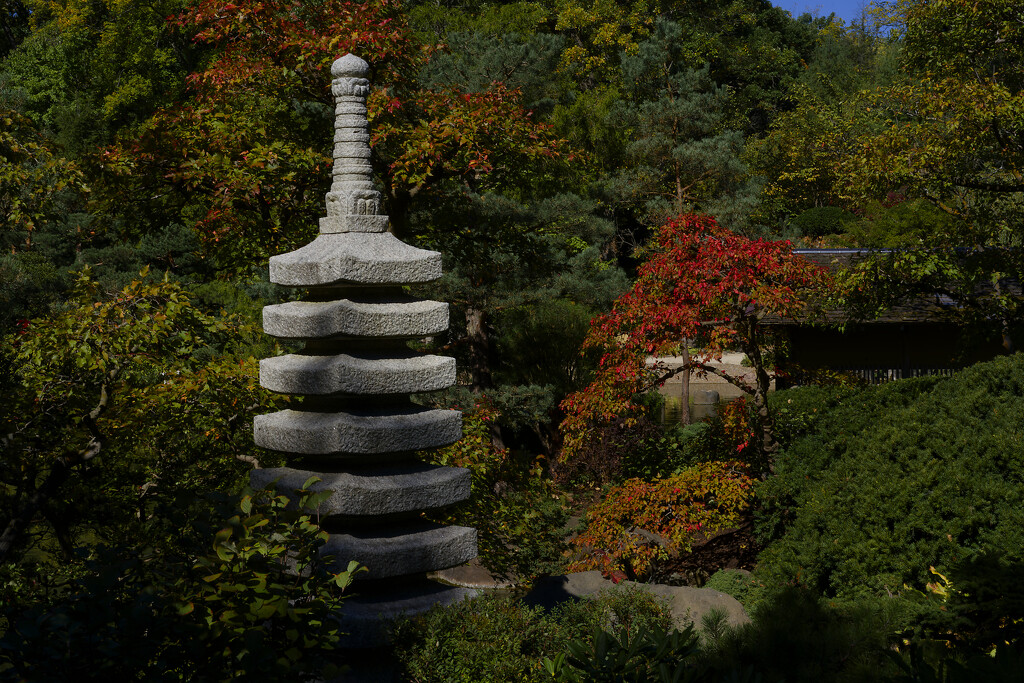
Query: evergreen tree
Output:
[[612, 19, 755, 232]]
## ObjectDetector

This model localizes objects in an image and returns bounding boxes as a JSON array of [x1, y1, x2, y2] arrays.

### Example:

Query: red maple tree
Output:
[[560, 214, 831, 470]]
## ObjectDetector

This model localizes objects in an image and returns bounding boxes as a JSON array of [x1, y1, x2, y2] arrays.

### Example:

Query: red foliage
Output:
[[372, 83, 567, 200], [174, 0, 418, 95], [713, 397, 754, 454], [560, 214, 830, 464]]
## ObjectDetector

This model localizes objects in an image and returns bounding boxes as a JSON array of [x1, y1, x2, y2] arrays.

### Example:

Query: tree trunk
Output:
[[464, 306, 494, 392], [464, 306, 509, 449], [741, 317, 778, 471], [386, 191, 412, 240], [681, 338, 691, 425], [674, 172, 684, 215]]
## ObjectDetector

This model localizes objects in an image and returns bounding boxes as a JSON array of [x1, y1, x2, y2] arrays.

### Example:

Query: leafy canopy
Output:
[[560, 214, 829, 465]]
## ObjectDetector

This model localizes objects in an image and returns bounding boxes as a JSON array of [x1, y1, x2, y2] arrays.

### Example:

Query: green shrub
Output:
[[885, 642, 1024, 682], [704, 570, 768, 615], [390, 587, 672, 683], [791, 206, 856, 238], [703, 588, 911, 683], [841, 198, 956, 248], [423, 398, 568, 582], [767, 383, 855, 451], [618, 420, 716, 480], [545, 588, 913, 683], [391, 583, 918, 683], [0, 484, 362, 681], [543, 623, 702, 682], [902, 552, 1024, 655], [756, 355, 1024, 600]]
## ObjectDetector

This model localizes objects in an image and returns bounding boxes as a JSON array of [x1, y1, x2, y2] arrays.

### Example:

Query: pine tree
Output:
[[612, 19, 756, 232]]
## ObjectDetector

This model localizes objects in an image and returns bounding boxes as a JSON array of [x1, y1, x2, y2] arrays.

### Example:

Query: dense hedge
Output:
[[756, 354, 1024, 599]]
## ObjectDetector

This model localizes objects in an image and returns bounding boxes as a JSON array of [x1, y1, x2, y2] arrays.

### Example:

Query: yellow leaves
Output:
[[570, 461, 754, 577], [554, 4, 594, 31], [925, 565, 952, 601], [551, 0, 652, 79], [844, 74, 1024, 203]]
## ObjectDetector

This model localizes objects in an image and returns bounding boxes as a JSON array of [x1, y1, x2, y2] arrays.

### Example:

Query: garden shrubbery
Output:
[[390, 587, 672, 682], [407, 354, 1024, 680], [391, 585, 921, 682], [423, 398, 568, 582], [0, 485, 362, 681], [756, 354, 1024, 600], [569, 461, 754, 580]]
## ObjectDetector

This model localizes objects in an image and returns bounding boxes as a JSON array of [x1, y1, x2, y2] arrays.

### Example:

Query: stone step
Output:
[[322, 522, 477, 580], [260, 352, 455, 396], [269, 233, 441, 286], [262, 296, 448, 340], [253, 406, 462, 455], [249, 463, 471, 516]]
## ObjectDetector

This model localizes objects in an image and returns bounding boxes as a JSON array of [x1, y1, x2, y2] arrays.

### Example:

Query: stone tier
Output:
[[254, 406, 462, 455], [322, 522, 477, 580], [269, 233, 441, 286], [260, 352, 455, 396], [250, 463, 471, 517], [335, 582, 476, 648], [262, 297, 448, 340]]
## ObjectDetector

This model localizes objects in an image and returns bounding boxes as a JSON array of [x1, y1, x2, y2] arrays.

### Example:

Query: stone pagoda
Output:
[[251, 53, 477, 647]]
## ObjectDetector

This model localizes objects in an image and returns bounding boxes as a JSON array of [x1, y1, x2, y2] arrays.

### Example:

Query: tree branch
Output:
[[0, 377, 114, 563]]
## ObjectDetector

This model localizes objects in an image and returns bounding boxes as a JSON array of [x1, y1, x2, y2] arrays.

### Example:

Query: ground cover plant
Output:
[[0, 484, 364, 681]]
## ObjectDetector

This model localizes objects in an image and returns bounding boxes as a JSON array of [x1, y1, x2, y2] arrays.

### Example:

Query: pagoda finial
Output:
[[331, 53, 370, 79], [321, 54, 387, 234]]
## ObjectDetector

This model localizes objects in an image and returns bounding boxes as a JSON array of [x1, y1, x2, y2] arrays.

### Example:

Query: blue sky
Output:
[[775, 0, 870, 25]]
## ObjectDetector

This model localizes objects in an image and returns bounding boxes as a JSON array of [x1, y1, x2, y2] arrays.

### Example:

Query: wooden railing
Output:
[[828, 366, 957, 384]]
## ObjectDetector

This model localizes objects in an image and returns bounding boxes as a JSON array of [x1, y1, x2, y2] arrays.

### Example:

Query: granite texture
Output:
[[332, 53, 370, 78], [335, 583, 477, 648], [250, 463, 471, 516], [268, 233, 442, 286], [251, 53, 476, 638], [318, 215, 389, 234], [253, 407, 462, 454], [262, 297, 449, 339], [321, 523, 478, 579], [259, 352, 455, 395]]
